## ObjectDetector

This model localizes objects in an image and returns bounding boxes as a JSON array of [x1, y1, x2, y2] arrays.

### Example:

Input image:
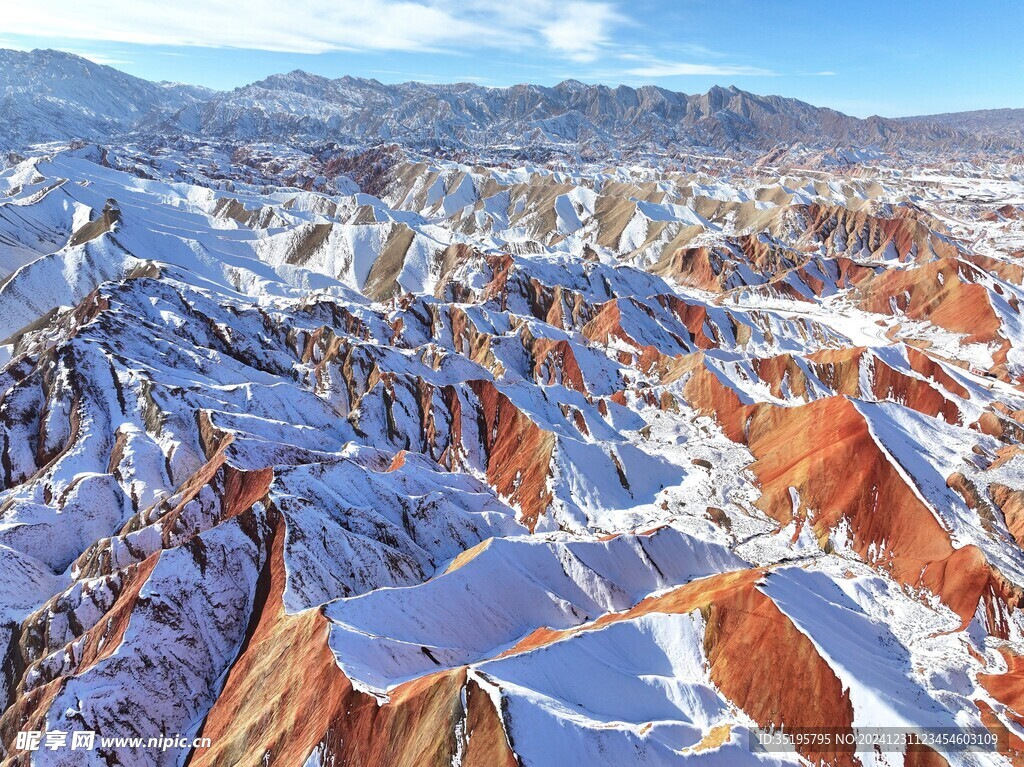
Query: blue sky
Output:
[[2, 0, 1021, 117]]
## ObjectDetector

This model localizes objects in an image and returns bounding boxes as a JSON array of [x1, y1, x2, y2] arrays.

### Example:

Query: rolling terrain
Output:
[[0, 53, 1023, 767]]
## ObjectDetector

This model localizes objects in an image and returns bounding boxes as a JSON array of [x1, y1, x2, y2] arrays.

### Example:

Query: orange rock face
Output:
[[744, 397, 1022, 630], [468, 379, 555, 531], [192, 521, 518, 767], [858, 259, 1002, 343], [503, 570, 857, 766]]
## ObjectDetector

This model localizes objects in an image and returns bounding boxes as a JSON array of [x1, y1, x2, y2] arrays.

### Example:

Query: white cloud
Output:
[[0, 38, 30, 52], [4, 1, 481, 54], [539, 2, 623, 62], [5, 1, 789, 81], [3, 0, 622, 62], [70, 51, 133, 66], [369, 69, 493, 84], [625, 61, 777, 78]]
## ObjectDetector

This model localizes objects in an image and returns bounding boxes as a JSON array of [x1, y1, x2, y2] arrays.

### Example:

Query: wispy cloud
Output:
[[4, 1, 801, 85], [624, 61, 777, 78], [539, 2, 624, 63], [69, 50, 133, 66], [0, 37, 29, 52], [369, 69, 493, 83], [3, 0, 623, 63], [0, 35, 131, 66]]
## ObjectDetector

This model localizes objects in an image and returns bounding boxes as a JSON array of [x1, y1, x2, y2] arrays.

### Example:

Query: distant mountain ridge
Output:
[[0, 48, 210, 147], [898, 107, 1024, 141], [1, 48, 1022, 158]]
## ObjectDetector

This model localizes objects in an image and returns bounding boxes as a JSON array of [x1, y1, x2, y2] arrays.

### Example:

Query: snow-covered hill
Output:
[[0, 49, 210, 148], [1, 140, 1024, 765]]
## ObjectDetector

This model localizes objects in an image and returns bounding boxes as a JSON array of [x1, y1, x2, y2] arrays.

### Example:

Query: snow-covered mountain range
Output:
[[1, 48, 1022, 158], [0, 49, 210, 147]]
